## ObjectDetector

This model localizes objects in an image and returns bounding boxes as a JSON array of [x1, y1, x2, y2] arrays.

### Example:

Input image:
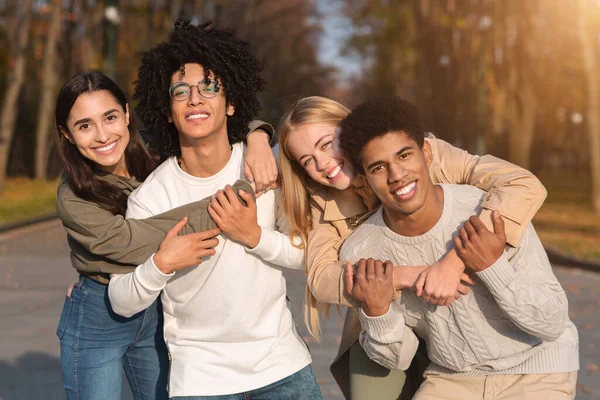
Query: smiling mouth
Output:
[[393, 181, 416, 198], [186, 113, 209, 121], [94, 140, 118, 154], [327, 163, 343, 180]]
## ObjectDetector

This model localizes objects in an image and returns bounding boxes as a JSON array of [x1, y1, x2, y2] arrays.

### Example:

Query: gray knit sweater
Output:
[[340, 184, 579, 375]]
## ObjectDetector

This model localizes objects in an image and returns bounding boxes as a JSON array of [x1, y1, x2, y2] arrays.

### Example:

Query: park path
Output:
[[0, 220, 598, 399]]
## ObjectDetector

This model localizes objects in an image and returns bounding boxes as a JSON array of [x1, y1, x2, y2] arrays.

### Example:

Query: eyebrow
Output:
[[72, 109, 119, 128], [298, 134, 333, 162], [365, 145, 413, 170]]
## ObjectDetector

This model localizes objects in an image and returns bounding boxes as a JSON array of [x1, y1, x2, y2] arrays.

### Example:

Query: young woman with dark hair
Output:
[[54, 70, 276, 400]]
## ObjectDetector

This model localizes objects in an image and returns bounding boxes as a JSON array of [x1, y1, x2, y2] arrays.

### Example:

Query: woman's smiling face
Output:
[[62, 90, 130, 176], [286, 122, 356, 190]]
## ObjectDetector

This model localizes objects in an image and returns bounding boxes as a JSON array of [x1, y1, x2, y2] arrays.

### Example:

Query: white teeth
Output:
[[96, 141, 117, 153], [327, 164, 343, 179], [395, 182, 416, 196], [187, 113, 209, 120]]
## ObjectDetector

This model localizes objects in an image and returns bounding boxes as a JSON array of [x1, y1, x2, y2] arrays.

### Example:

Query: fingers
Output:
[[344, 262, 355, 295], [238, 190, 256, 211], [458, 228, 469, 245], [67, 281, 77, 297], [215, 188, 234, 213], [243, 160, 254, 185], [166, 217, 189, 238], [453, 235, 464, 252], [195, 227, 222, 240], [492, 210, 507, 243], [366, 258, 376, 280], [460, 273, 476, 286], [224, 185, 242, 207], [356, 259, 367, 283], [469, 215, 487, 233], [414, 272, 426, 297], [464, 221, 476, 239], [457, 283, 469, 295]]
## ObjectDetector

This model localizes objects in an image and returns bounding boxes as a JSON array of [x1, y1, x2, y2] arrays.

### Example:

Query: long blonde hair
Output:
[[278, 96, 350, 339]]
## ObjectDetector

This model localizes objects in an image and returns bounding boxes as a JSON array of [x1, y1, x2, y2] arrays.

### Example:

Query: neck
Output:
[[383, 185, 444, 236], [98, 156, 131, 179], [177, 131, 232, 178]]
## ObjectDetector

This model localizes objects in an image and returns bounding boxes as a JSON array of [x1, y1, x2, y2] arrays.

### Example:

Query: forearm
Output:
[[357, 304, 420, 371], [246, 228, 304, 269], [308, 259, 355, 307], [108, 255, 172, 318], [476, 239, 568, 341]]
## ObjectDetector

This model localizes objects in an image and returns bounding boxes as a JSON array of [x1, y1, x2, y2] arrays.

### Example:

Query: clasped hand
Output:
[[207, 185, 262, 248], [344, 258, 395, 317]]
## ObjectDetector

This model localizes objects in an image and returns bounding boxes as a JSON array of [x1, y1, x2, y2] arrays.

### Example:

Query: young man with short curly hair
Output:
[[338, 96, 579, 399], [108, 20, 320, 399]]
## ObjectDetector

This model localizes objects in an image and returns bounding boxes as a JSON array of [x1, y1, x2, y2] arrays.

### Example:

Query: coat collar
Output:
[[308, 180, 368, 222]]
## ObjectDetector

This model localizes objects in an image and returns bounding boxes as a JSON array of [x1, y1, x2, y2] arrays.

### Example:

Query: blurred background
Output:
[[0, 1, 599, 399], [1, 0, 600, 260]]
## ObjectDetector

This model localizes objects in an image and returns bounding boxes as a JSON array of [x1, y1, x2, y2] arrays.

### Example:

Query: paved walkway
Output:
[[0, 220, 598, 399]]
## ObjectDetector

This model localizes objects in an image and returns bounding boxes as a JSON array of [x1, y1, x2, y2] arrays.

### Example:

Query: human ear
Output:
[[168, 114, 173, 123], [226, 104, 235, 116], [59, 126, 74, 144], [125, 104, 130, 126], [423, 140, 433, 167]]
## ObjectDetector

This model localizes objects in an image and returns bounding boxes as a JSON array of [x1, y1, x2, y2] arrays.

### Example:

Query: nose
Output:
[[94, 125, 110, 143], [187, 85, 204, 106], [314, 153, 331, 172], [387, 161, 408, 183]]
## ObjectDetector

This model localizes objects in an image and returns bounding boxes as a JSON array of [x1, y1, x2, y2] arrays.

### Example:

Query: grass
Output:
[[0, 172, 599, 263], [533, 171, 600, 262], [0, 177, 59, 226]]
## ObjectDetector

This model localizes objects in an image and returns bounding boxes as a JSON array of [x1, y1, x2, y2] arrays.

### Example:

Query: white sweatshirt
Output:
[[108, 143, 311, 397]]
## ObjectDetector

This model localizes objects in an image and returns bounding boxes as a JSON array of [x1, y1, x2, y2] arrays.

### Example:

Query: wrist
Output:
[[393, 266, 412, 289], [362, 303, 390, 317], [244, 225, 262, 248], [153, 253, 173, 275], [247, 130, 269, 143]]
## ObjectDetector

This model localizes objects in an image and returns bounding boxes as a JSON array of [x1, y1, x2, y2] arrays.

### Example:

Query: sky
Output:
[[316, 1, 362, 82]]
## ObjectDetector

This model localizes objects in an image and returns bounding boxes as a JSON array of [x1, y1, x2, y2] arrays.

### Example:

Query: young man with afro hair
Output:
[[338, 96, 579, 399], [108, 20, 321, 399]]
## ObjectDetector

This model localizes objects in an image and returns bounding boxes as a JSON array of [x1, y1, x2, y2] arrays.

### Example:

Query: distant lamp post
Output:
[[571, 112, 584, 125], [103, 1, 120, 80], [475, 14, 493, 155]]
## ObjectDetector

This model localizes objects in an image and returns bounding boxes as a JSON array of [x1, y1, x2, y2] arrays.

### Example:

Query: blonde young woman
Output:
[[278, 96, 547, 399]]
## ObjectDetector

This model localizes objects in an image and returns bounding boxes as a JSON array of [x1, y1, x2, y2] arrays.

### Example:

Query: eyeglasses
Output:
[[169, 79, 221, 102]]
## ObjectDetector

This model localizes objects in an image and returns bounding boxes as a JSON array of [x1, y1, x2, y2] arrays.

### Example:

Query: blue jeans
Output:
[[172, 365, 322, 400], [57, 275, 169, 400]]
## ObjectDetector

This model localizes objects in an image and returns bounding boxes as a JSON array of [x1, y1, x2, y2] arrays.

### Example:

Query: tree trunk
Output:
[[35, 0, 62, 180], [578, 0, 600, 212], [0, 0, 34, 193]]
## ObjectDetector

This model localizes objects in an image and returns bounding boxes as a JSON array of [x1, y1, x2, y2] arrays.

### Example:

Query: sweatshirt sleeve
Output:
[[305, 204, 355, 307], [244, 188, 304, 269], [357, 302, 420, 371], [475, 224, 569, 342], [247, 120, 277, 147], [57, 182, 216, 267], [108, 255, 173, 317], [107, 190, 173, 317], [426, 134, 547, 246]]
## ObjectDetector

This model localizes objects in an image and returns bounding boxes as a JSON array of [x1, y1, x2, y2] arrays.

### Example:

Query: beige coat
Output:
[[305, 134, 548, 399]]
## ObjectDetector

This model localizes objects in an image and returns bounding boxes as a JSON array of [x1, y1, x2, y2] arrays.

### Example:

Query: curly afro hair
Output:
[[133, 19, 266, 161], [339, 96, 424, 173]]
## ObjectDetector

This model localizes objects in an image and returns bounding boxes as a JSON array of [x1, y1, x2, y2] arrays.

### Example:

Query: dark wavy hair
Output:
[[339, 96, 424, 173], [54, 71, 157, 216], [133, 19, 266, 161]]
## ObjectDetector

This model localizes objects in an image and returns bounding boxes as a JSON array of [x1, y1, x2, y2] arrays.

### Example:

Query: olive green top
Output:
[[56, 120, 270, 284]]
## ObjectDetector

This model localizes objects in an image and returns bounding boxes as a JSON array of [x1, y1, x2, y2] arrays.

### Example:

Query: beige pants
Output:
[[413, 371, 577, 400]]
